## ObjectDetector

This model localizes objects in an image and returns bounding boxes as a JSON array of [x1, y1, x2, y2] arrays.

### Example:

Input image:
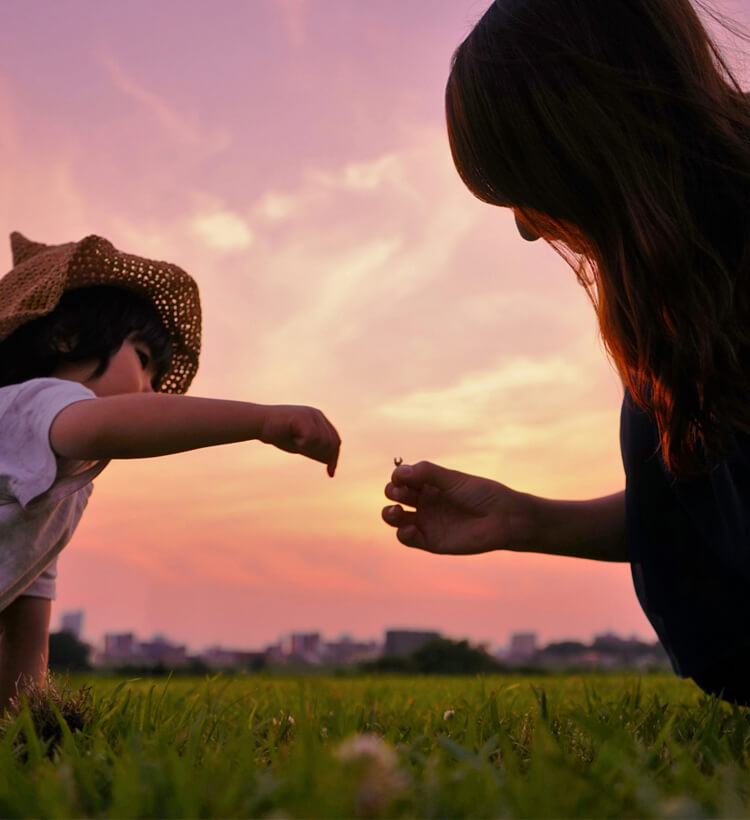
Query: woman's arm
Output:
[[382, 461, 627, 562], [50, 394, 341, 476], [519, 490, 627, 561]]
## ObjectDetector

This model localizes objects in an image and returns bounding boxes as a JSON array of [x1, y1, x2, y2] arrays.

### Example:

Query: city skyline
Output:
[[57, 608, 650, 657], [55, 610, 669, 675]]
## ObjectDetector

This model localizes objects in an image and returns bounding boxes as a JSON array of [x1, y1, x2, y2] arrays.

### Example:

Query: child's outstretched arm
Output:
[[382, 461, 627, 561], [50, 395, 341, 476]]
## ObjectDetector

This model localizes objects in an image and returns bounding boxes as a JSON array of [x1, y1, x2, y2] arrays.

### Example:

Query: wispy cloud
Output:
[[190, 210, 254, 251], [310, 153, 419, 198], [0, 77, 93, 252], [253, 152, 420, 228], [274, 0, 307, 47], [99, 51, 230, 153], [243, 133, 482, 397], [374, 356, 581, 430], [255, 191, 299, 223]]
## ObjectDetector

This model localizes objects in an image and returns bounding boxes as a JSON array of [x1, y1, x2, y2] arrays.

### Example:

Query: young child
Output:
[[0, 231, 340, 713], [383, 0, 750, 703]]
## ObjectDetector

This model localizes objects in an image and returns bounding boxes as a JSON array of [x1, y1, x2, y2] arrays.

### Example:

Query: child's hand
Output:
[[382, 461, 531, 553], [259, 405, 341, 476]]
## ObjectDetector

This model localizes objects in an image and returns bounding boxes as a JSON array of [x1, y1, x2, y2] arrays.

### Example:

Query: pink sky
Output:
[[2, 0, 749, 652]]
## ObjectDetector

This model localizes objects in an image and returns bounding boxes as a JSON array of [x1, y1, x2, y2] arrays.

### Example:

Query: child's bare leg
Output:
[[0, 596, 51, 715]]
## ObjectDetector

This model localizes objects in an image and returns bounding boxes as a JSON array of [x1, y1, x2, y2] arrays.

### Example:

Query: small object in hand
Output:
[[394, 457, 403, 467]]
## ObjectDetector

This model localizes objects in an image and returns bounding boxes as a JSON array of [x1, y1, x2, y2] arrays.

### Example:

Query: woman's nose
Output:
[[514, 212, 540, 242]]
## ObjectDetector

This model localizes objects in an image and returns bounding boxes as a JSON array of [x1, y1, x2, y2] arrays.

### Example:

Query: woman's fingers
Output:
[[384, 482, 420, 508], [381, 505, 426, 550], [396, 524, 426, 550], [391, 460, 461, 492], [382, 504, 419, 530], [382, 504, 410, 526]]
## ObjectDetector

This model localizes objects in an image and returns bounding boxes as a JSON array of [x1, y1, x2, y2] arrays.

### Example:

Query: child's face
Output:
[[82, 334, 159, 397]]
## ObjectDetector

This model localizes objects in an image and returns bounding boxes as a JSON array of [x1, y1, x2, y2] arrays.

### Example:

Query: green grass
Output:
[[1, 672, 749, 818]]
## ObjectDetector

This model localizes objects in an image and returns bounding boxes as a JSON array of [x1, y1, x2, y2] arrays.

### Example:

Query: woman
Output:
[[382, 0, 750, 703]]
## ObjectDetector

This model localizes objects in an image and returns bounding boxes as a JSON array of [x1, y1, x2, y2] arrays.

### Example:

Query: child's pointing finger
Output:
[[324, 421, 341, 477], [327, 442, 340, 477]]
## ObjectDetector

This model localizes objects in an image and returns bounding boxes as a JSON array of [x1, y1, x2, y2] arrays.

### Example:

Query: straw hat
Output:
[[0, 232, 201, 394]]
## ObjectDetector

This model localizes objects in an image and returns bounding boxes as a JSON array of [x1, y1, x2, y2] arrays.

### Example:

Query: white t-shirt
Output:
[[0, 378, 108, 613]]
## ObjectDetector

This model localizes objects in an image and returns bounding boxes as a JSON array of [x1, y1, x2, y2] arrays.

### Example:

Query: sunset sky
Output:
[[2, 0, 749, 653]]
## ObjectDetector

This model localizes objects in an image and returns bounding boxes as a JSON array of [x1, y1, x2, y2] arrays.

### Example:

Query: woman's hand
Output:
[[259, 405, 341, 476], [382, 461, 532, 554]]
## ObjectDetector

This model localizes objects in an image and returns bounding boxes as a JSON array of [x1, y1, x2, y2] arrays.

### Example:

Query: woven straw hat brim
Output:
[[1, 233, 201, 394]]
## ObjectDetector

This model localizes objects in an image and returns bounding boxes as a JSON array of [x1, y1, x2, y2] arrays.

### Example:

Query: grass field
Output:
[[0, 672, 749, 818]]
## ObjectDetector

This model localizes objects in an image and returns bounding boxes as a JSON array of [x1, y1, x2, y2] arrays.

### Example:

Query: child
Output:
[[383, 0, 750, 703], [0, 232, 340, 713]]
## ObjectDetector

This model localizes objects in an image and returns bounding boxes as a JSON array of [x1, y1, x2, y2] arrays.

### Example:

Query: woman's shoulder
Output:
[[620, 388, 659, 468]]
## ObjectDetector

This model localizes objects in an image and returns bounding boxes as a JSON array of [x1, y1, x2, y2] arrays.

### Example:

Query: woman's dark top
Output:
[[620, 389, 750, 700]]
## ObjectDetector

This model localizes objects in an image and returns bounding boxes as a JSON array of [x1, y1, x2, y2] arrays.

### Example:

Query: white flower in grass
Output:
[[335, 734, 407, 816], [287, 715, 295, 725], [443, 709, 455, 720], [336, 733, 397, 767]]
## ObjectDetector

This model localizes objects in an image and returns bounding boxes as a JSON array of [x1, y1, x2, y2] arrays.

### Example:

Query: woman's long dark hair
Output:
[[446, 0, 750, 477]]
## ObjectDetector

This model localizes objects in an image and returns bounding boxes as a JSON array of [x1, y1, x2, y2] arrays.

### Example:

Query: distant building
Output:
[[265, 642, 286, 662], [593, 631, 629, 649], [526, 634, 670, 669], [281, 632, 322, 661], [200, 645, 244, 666], [531, 640, 586, 667], [138, 634, 187, 666], [384, 629, 441, 657], [103, 632, 136, 660], [59, 610, 84, 640], [199, 645, 266, 670], [98, 631, 187, 667], [506, 631, 538, 662], [322, 636, 381, 664]]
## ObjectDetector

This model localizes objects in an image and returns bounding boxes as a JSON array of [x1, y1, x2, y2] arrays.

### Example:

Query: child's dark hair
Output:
[[0, 286, 173, 389], [446, 0, 750, 478]]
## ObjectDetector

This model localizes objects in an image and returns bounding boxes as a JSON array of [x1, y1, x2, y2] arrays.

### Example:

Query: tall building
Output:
[[59, 610, 84, 639], [322, 637, 381, 664], [384, 629, 441, 657], [280, 632, 322, 660], [138, 634, 188, 666], [103, 632, 136, 660], [506, 631, 538, 662], [98, 632, 188, 667]]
